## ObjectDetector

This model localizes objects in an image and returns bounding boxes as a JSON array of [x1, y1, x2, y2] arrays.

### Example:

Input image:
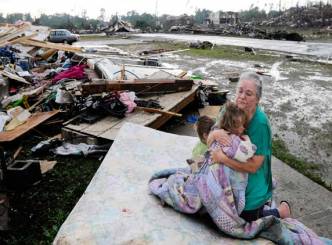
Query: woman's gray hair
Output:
[[238, 71, 263, 100]]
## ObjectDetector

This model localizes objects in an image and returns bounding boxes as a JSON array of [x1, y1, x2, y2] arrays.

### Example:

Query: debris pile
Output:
[[0, 23, 194, 137], [104, 18, 137, 35], [189, 23, 305, 41], [0, 22, 230, 206]]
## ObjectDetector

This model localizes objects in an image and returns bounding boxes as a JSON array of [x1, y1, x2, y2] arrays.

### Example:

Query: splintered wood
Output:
[[0, 110, 60, 142]]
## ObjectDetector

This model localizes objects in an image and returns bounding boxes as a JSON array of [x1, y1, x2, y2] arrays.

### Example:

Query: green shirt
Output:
[[243, 106, 272, 210], [192, 141, 208, 158]]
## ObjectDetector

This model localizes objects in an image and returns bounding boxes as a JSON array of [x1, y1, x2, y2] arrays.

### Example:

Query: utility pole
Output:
[[278, 0, 283, 17], [155, 0, 158, 29]]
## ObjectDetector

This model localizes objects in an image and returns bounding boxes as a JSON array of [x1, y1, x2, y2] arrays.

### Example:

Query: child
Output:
[[214, 102, 256, 163], [192, 116, 215, 157], [188, 115, 215, 173], [207, 102, 257, 213], [189, 103, 256, 173], [211, 102, 283, 220]]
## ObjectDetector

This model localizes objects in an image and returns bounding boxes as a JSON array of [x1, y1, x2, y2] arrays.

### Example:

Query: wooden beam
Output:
[[148, 88, 197, 129], [82, 79, 193, 95], [18, 38, 82, 53]]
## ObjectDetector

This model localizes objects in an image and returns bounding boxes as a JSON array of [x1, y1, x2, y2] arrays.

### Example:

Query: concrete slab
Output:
[[271, 157, 332, 238]]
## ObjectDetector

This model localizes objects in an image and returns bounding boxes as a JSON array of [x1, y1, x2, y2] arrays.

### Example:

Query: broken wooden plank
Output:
[[41, 49, 58, 60], [6, 33, 37, 45], [148, 88, 196, 129], [0, 23, 31, 47], [0, 110, 60, 142], [82, 79, 193, 96], [18, 38, 82, 53], [27, 46, 41, 56], [136, 106, 182, 117]]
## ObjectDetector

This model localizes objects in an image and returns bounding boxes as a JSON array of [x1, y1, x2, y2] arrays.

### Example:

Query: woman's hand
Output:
[[211, 148, 228, 164], [207, 129, 231, 147]]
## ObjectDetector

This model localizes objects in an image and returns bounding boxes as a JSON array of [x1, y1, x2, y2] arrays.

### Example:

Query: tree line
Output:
[[1, 1, 331, 32]]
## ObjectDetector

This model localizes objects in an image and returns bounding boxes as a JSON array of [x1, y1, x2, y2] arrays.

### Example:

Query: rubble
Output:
[[0, 23, 221, 143], [189, 23, 305, 41], [189, 41, 214, 49], [104, 18, 137, 35], [0, 24, 223, 227]]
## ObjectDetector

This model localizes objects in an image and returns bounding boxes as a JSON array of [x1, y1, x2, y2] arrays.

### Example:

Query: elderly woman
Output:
[[209, 71, 290, 222]]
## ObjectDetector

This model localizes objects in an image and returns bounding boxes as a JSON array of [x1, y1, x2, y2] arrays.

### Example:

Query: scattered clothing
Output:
[[31, 138, 63, 154], [52, 64, 86, 83], [53, 143, 110, 156], [119, 92, 136, 114]]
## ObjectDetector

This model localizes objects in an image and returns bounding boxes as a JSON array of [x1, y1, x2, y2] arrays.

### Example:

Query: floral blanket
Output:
[[149, 140, 332, 245]]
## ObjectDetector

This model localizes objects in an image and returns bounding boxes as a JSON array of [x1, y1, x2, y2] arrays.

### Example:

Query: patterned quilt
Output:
[[149, 140, 332, 245]]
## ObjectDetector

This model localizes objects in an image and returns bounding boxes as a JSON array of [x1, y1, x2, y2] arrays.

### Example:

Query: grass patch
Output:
[[79, 34, 119, 40], [0, 134, 104, 244], [272, 137, 331, 191], [120, 40, 280, 63], [183, 45, 278, 62]]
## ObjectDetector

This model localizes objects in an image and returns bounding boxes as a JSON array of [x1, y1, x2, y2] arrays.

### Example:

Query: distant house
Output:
[[207, 11, 239, 26], [104, 18, 137, 35], [164, 14, 194, 31]]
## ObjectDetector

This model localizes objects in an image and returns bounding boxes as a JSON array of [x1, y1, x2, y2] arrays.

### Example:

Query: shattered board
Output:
[[53, 123, 271, 245]]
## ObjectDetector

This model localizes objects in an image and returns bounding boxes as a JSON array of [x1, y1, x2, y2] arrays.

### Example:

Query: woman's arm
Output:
[[211, 149, 264, 173], [207, 129, 231, 147]]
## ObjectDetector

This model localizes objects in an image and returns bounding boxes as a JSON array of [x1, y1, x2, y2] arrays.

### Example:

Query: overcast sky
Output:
[[1, 0, 328, 19]]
